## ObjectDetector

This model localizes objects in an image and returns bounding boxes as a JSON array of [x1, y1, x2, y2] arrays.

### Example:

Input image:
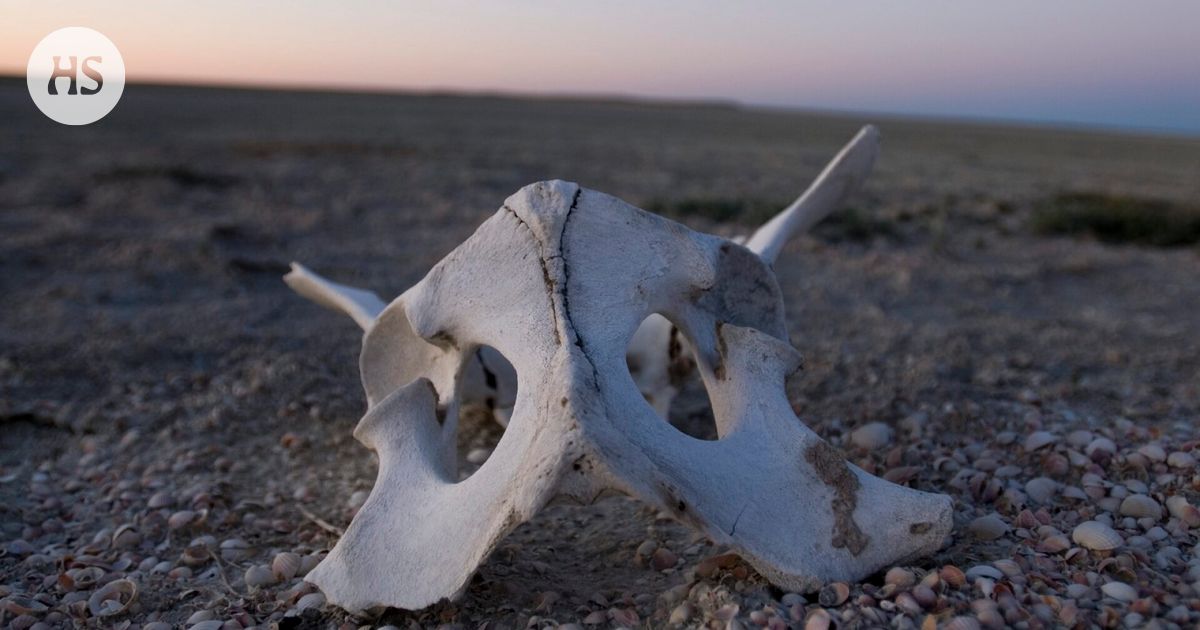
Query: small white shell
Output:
[[1024, 477, 1058, 504], [849, 422, 892, 450], [272, 551, 301, 580], [1023, 431, 1058, 452], [1085, 437, 1116, 458], [1166, 496, 1200, 526], [1119, 494, 1162, 520], [244, 564, 276, 588], [1137, 444, 1166, 462], [87, 578, 138, 617], [1100, 581, 1137, 602], [1071, 520, 1123, 551], [1167, 451, 1197, 468]]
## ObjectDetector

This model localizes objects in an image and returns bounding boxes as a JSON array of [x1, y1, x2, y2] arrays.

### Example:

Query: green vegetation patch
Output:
[[1033, 192, 1200, 247]]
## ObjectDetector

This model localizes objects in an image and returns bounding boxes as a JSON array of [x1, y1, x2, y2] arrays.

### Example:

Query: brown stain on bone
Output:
[[804, 441, 869, 556]]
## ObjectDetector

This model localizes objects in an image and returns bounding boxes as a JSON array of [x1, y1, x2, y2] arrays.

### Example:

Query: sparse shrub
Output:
[[1033, 192, 1200, 247]]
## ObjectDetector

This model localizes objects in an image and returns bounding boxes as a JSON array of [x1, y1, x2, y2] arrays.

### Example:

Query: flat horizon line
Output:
[[2, 73, 1197, 141]]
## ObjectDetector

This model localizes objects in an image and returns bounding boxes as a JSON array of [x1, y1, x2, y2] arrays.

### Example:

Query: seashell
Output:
[[2, 595, 49, 615], [1137, 444, 1166, 462], [220, 538, 251, 561], [581, 610, 607, 625], [67, 566, 104, 590], [991, 559, 1021, 576], [817, 582, 849, 607], [272, 551, 301, 580], [1100, 581, 1137, 602], [147, 491, 174, 509], [911, 584, 937, 608], [87, 579, 137, 617], [634, 539, 657, 561], [1071, 520, 1122, 550], [1119, 494, 1162, 520], [244, 564, 276, 588], [1166, 496, 1200, 526], [849, 422, 892, 450], [651, 547, 678, 571], [1024, 477, 1058, 504], [1167, 451, 1196, 469], [967, 513, 1008, 540], [112, 524, 140, 549], [885, 567, 915, 588], [167, 510, 196, 530], [939, 565, 966, 588], [1066, 429, 1094, 448], [894, 592, 922, 615], [465, 447, 492, 465], [1085, 437, 1117, 459], [1037, 534, 1071, 554], [298, 552, 324, 577], [943, 616, 981, 630], [187, 609, 215, 624], [180, 544, 210, 566], [714, 603, 740, 621], [296, 592, 326, 610], [804, 608, 832, 630], [669, 602, 693, 624], [965, 565, 1003, 581], [1023, 431, 1058, 452]]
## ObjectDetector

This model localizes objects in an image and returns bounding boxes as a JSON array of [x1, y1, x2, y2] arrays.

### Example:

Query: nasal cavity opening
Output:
[[455, 345, 516, 480], [626, 314, 718, 441]]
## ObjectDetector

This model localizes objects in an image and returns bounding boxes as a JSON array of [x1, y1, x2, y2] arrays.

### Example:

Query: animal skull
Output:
[[285, 126, 952, 613]]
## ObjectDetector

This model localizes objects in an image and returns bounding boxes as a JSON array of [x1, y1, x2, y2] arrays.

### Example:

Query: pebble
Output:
[[967, 513, 1008, 540], [849, 422, 892, 450]]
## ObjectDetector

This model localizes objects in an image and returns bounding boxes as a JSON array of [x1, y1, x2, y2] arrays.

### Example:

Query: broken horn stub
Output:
[[293, 176, 951, 613]]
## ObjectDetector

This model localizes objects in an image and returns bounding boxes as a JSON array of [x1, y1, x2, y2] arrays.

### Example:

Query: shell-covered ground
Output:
[[2, 78, 1200, 629]]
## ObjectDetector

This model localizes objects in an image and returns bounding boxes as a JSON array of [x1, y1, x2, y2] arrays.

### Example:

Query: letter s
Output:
[[80, 56, 104, 95]]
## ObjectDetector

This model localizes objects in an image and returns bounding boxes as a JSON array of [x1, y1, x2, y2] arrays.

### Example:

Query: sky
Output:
[[3, 1, 1199, 134]]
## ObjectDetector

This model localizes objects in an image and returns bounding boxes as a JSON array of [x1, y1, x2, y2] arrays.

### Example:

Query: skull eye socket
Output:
[[626, 314, 718, 441], [454, 345, 515, 481]]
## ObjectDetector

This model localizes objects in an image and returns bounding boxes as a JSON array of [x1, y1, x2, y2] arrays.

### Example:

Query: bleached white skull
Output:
[[286, 127, 952, 613]]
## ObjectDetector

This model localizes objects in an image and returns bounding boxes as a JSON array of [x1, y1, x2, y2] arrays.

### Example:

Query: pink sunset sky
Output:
[[4, 1, 1199, 133]]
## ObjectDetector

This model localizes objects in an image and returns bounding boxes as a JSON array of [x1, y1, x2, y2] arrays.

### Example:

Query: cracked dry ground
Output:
[[2, 79, 1200, 628]]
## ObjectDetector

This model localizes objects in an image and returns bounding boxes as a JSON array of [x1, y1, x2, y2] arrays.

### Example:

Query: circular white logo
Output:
[[27, 27, 125, 125]]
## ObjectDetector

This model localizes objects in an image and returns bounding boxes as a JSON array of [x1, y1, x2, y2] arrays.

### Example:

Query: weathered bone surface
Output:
[[286, 128, 952, 613], [288, 125, 880, 424]]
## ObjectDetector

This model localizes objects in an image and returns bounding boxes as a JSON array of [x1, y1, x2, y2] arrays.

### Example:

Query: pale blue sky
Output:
[[5, 1, 1199, 133]]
